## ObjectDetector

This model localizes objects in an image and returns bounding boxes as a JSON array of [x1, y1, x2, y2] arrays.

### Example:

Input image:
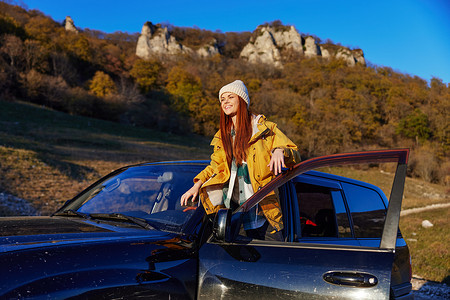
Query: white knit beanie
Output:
[[218, 80, 250, 108]]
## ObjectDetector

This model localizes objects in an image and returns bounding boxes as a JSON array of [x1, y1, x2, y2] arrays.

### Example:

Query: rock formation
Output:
[[320, 46, 331, 60], [136, 22, 222, 59], [271, 26, 304, 54], [240, 25, 307, 67], [239, 24, 365, 68], [63, 16, 78, 33], [352, 49, 365, 65], [320, 44, 366, 66], [136, 22, 192, 59], [304, 36, 319, 58], [197, 38, 220, 58], [240, 27, 282, 67], [336, 48, 357, 66], [135, 21, 366, 68]]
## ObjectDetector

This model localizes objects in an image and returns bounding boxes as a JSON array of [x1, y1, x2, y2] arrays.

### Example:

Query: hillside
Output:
[[0, 2, 448, 183], [0, 99, 210, 215]]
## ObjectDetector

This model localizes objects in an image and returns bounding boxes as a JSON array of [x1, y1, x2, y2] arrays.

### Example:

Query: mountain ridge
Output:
[[135, 20, 365, 68]]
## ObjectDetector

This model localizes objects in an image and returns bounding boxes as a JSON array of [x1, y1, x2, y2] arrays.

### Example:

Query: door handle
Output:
[[323, 271, 378, 287]]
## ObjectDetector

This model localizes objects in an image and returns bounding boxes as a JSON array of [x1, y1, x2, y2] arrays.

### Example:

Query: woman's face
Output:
[[220, 92, 239, 116]]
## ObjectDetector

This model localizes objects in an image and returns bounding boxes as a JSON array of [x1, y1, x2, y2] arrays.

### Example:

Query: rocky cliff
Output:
[[63, 16, 78, 33], [240, 24, 365, 67], [135, 21, 365, 67], [136, 22, 220, 59], [197, 38, 221, 58], [136, 22, 191, 58], [240, 28, 282, 67]]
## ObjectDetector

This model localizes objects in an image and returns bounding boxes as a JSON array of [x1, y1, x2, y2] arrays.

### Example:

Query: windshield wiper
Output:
[[90, 213, 156, 230], [57, 209, 92, 219]]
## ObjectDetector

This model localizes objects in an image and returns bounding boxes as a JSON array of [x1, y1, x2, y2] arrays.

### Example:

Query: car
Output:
[[0, 149, 413, 299]]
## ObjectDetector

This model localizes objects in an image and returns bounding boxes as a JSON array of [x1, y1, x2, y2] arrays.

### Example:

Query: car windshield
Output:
[[59, 163, 205, 234]]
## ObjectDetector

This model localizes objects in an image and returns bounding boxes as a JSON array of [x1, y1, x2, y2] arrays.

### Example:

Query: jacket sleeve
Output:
[[270, 123, 301, 167], [194, 132, 223, 183]]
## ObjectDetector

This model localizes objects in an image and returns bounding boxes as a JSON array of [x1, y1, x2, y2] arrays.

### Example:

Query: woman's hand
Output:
[[180, 180, 203, 206], [269, 148, 286, 176]]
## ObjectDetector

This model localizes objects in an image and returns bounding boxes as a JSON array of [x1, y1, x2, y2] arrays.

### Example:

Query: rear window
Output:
[[341, 182, 386, 238]]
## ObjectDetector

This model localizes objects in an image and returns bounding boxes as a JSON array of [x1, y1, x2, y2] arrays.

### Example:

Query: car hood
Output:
[[0, 216, 172, 253]]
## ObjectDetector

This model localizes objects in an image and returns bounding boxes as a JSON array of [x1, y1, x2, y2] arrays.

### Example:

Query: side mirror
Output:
[[212, 208, 232, 242]]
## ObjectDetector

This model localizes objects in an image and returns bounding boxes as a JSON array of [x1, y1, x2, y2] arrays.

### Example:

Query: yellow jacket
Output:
[[194, 115, 301, 231]]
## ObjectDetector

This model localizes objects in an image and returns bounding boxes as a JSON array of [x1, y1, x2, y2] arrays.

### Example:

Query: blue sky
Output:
[[18, 0, 450, 84]]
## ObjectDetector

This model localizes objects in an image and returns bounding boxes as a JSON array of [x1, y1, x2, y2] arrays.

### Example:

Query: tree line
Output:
[[0, 1, 448, 184]]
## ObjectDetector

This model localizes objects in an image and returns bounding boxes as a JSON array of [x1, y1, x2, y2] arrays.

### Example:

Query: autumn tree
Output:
[[0, 14, 27, 38], [68, 34, 92, 62], [0, 34, 23, 68], [24, 15, 61, 44], [396, 109, 432, 144], [23, 39, 46, 71], [166, 66, 202, 111], [89, 71, 116, 97], [129, 59, 162, 93], [165, 66, 218, 134]]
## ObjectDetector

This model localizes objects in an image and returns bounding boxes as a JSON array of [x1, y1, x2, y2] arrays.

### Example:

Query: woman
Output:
[[181, 80, 300, 240]]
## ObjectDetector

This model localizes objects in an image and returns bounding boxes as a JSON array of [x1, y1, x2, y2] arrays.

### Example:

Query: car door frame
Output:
[[236, 148, 409, 250], [197, 149, 409, 299]]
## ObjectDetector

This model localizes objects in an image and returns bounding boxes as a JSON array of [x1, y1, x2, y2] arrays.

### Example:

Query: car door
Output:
[[197, 149, 409, 300]]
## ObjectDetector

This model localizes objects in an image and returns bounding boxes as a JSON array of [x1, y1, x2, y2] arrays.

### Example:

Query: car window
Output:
[[341, 182, 386, 238], [78, 176, 163, 213], [331, 190, 352, 238], [294, 182, 340, 238], [63, 164, 204, 233], [294, 182, 352, 238]]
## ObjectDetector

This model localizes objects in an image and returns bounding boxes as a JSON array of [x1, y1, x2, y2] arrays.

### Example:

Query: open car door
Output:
[[197, 149, 409, 300]]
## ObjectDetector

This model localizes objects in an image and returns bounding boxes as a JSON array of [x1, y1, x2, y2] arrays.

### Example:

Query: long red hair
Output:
[[220, 97, 252, 166]]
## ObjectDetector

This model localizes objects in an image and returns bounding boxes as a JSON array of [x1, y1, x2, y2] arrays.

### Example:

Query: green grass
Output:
[[319, 166, 448, 210], [400, 207, 450, 284], [0, 99, 209, 148]]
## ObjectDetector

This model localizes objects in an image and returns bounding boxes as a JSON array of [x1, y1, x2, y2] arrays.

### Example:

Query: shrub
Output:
[[409, 145, 439, 183], [63, 87, 97, 117]]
